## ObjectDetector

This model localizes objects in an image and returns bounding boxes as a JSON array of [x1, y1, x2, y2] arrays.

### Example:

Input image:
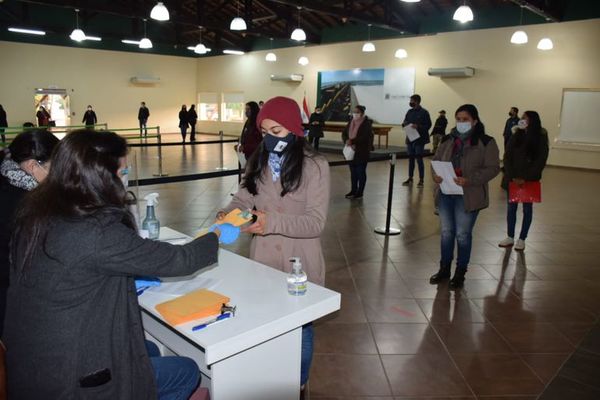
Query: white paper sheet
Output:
[[154, 277, 221, 297], [404, 125, 420, 142], [431, 161, 464, 195], [343, 144, 355, 161], [237, 151, 247, 169]]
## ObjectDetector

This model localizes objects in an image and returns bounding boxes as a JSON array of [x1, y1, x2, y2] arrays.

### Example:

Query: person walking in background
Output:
[[402, 94, 432, 188], [430, 104, 500, 289], [308, 106, 325, 151], [36, 106, 51, 128], [499, 111, 549, 251], [431, 110, 448, 154], [342, 105, 373, 200], [0, 105, 7, 143], [258, 101, 264, 108], [188, 104, 198, 142], [138, 101, 150, 136], [218, 96, 330, 395], [82, 105, 97, 128], [178, 105, 189, 143], [503, 106, 519, 151], [0, 130, 59, 337], [237, 101, 262, 163]]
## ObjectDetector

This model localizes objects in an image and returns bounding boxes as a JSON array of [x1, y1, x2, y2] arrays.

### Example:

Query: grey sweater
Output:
[[4, 211, 219, 399]]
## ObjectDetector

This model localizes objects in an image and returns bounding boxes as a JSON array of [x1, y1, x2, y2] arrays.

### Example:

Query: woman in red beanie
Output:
[[218, 96, 330, 392]]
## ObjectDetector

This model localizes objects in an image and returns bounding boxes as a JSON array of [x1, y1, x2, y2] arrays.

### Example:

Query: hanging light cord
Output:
[[75, 9, 80, 29]]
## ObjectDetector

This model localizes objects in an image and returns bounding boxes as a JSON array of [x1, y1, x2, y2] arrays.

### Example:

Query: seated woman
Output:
[[4, 130, 221, 400]]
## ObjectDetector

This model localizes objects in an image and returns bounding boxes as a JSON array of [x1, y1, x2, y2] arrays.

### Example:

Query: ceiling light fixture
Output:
[[8, 27, 46, 35], [230, 0, 247, 31], [122, 39, 141, 45], [394, 48, 408, 59], [84, 35, 102, 41], [362, 24, 376, 52], [69, 9, 86, 42], [400, 0, 421, 2], [291, 7, 306, 41], [139, 19, 153, 49], [150, 2, 170, 21], [298, 56, 309, 66], [223, 49, 245, 55], [265, 38, 277, 61], [453, 1, 474, 23], [537, 37, 553, 50], [510, 6, 528, 44], [194, 28, 208, 54]]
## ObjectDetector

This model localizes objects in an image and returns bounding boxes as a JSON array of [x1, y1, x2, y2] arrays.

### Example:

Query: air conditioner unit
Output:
[[130, 76, 161, 84], [270, 74, 304, 83], [427, 67, 475, 78]]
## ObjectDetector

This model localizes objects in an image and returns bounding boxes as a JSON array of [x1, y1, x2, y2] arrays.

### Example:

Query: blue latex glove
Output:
[[209, 223, 240, 245], [135, 276, 161, 296]]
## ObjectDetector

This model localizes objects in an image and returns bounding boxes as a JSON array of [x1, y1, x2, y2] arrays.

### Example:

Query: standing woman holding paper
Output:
[[4, 130, 221, 400], [342, 105, 373, 199], [431, 104, 500, 289], [218, 96, 330, 393], [499, 111, 548, 251]]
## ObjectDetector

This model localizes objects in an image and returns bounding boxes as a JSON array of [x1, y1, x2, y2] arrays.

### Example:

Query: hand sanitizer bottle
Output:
[[142, 193, 160, 240], [287, 257, 307, 296]]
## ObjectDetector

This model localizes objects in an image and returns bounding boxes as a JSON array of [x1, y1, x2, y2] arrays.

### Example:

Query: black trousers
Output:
[[308, 136, 320, 151], [349, 162, 368, 196]]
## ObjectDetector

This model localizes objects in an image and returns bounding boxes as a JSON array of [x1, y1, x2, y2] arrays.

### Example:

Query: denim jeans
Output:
[[180, 126, 188, 142], [145, 340, 200, 400], [407, 141, 425, 180], [349, 163, 368, 196], [301, 323, 314, 386], [507, 201, 533, 240], [140, 120, 148, 135], [439, 194, 479, 270]]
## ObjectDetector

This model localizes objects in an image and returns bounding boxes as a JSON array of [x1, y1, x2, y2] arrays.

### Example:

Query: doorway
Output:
[[34, 88, 71, 127]]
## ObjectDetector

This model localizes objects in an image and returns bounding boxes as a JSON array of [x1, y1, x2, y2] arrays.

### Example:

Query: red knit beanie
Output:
[[256, 96, 305, 137]]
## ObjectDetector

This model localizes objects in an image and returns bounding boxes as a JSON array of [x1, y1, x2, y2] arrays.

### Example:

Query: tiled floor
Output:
[[133, 138, 600, 399]]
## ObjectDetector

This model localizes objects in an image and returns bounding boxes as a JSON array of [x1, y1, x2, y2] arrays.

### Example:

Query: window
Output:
[[198, 92, 219, 121], [221, 92, 244, 123]]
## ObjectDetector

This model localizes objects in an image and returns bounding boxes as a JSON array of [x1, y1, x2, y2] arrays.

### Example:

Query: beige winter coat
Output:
[[222, 155, 330, 286]]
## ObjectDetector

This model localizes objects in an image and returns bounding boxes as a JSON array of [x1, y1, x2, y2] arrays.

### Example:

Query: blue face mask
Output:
[[263, 133, 295, 154]]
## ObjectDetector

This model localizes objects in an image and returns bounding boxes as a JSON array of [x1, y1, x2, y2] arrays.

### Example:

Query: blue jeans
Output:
[[507, 201, 533, 240], [349, 163, 368, 196], [180, 126, 188, 141], [145, 340, 200, 400], [439, 194, 479, 270], [407, 142, 425, 180], [301, 323, 314, 386], [140, 120, 148, 135]]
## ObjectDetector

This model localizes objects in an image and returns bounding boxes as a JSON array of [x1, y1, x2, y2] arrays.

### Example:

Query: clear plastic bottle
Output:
[[287, 257, 307, 296], [142, 193, 160, 240]]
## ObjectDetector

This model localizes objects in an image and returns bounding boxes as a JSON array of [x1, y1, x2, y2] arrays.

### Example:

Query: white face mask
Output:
[[352, 113, 361, 120], [518, 119, 528, 129], [120, 167, 129, 189], [456, 122, 472, 134]]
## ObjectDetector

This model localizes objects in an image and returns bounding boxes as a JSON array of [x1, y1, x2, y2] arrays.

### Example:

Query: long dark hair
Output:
[[243, 136, 317, 196], [244, 101, 260, 128], [514, 110, 546, 158], [0, 129, 59, 164], [455, 104, 486, 137], [12, 130, 134, 272]]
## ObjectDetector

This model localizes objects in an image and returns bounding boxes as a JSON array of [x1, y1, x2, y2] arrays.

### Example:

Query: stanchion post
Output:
[[153, 126, 169, 177], [374, 153, 401, 236], [216, 130, 228, 171]]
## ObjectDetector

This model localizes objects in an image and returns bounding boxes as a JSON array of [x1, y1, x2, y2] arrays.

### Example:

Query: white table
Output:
[[139, 227, 341, 400]]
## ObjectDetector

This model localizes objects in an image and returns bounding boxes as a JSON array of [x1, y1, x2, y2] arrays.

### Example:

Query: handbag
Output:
[[343, 144, 355, 161], [508, 181, 541, 203]]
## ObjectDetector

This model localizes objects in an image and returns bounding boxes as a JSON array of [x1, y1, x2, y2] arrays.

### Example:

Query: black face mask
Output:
[[245, 111, 251, 118], [409, 102, 416, 108], [264, 133, 295, 154]]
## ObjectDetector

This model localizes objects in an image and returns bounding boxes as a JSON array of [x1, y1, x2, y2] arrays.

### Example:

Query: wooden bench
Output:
[[303, 123, 394, 149]]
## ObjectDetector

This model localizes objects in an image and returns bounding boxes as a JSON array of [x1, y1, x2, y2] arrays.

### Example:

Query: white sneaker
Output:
[[514, 239, 526, 251], [498, 237, 514, 248]]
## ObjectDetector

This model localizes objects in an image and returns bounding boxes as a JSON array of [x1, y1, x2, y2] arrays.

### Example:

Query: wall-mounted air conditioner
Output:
[[427, 67, 475, 78], [270, 74, 304, 83], [130, 76, 161, 84]]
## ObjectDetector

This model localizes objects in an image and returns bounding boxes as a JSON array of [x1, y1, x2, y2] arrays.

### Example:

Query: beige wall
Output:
[[196, 19, 600, 169], [0, 41, 196, 133]]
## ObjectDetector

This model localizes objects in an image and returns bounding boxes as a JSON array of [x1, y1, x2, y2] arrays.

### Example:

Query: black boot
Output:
[[429, 263, 451, 284], [449, 268, 467, 290]]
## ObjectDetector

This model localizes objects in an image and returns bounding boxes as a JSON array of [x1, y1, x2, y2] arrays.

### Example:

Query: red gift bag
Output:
[[509, 181, 541, 203]]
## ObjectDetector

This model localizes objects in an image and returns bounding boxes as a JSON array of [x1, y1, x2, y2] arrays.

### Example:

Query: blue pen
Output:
[[192, 313, 232, 331]]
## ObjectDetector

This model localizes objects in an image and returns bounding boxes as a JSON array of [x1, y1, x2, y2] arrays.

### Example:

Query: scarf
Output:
[[268, 152, 284, 182], [450, 129, 472, 177], [0, 158, 38, 191], [348, 115, 365, 140]]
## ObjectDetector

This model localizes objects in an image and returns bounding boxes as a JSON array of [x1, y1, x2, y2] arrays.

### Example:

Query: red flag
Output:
[[301, 95, 310, 124]]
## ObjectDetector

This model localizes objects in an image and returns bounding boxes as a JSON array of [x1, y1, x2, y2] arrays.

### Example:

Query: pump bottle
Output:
[[142, 193, 160, 240], [287, 257, 307, 296]]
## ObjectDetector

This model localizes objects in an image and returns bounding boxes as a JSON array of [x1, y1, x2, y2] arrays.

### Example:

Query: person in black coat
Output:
[[342, 105, 373, 200], [82, 105, 97, 128], [431, 110, 448, 154], [36, 106, 51, 127], [0, 105, 7, 143], [503, 106, 520, 151], [4, 130, 225, 400], [308, 106, 325, 151], [138, 102, 150, 136], [178, 105, 189, 142], [0, 129, 59, 337], [499, 111, 549, 252], [188, 104, 198, 142], [402, 94, 432, 187]]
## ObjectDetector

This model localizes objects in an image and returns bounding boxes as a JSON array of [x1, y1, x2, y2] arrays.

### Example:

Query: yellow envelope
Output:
[[217, 208, 252, 227], [155, 289, 230, 326]]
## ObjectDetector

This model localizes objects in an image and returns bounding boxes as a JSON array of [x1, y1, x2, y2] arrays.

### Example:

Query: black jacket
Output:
[[188, 109, 198, 123], [0, 175, 26, 288], [502, 128, 549, 190], [4, 211, 219, 399], [308, 113, 325, 138], [82, 110, 97, 125], [179, 110, 189, 128], [138, 106, 150, 121], [0, 109, 7, 127], [342, 117, 374, 164], [431, 115, 448, 136], [402, 106, 432, 145], [503, 116, 519, 144]]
